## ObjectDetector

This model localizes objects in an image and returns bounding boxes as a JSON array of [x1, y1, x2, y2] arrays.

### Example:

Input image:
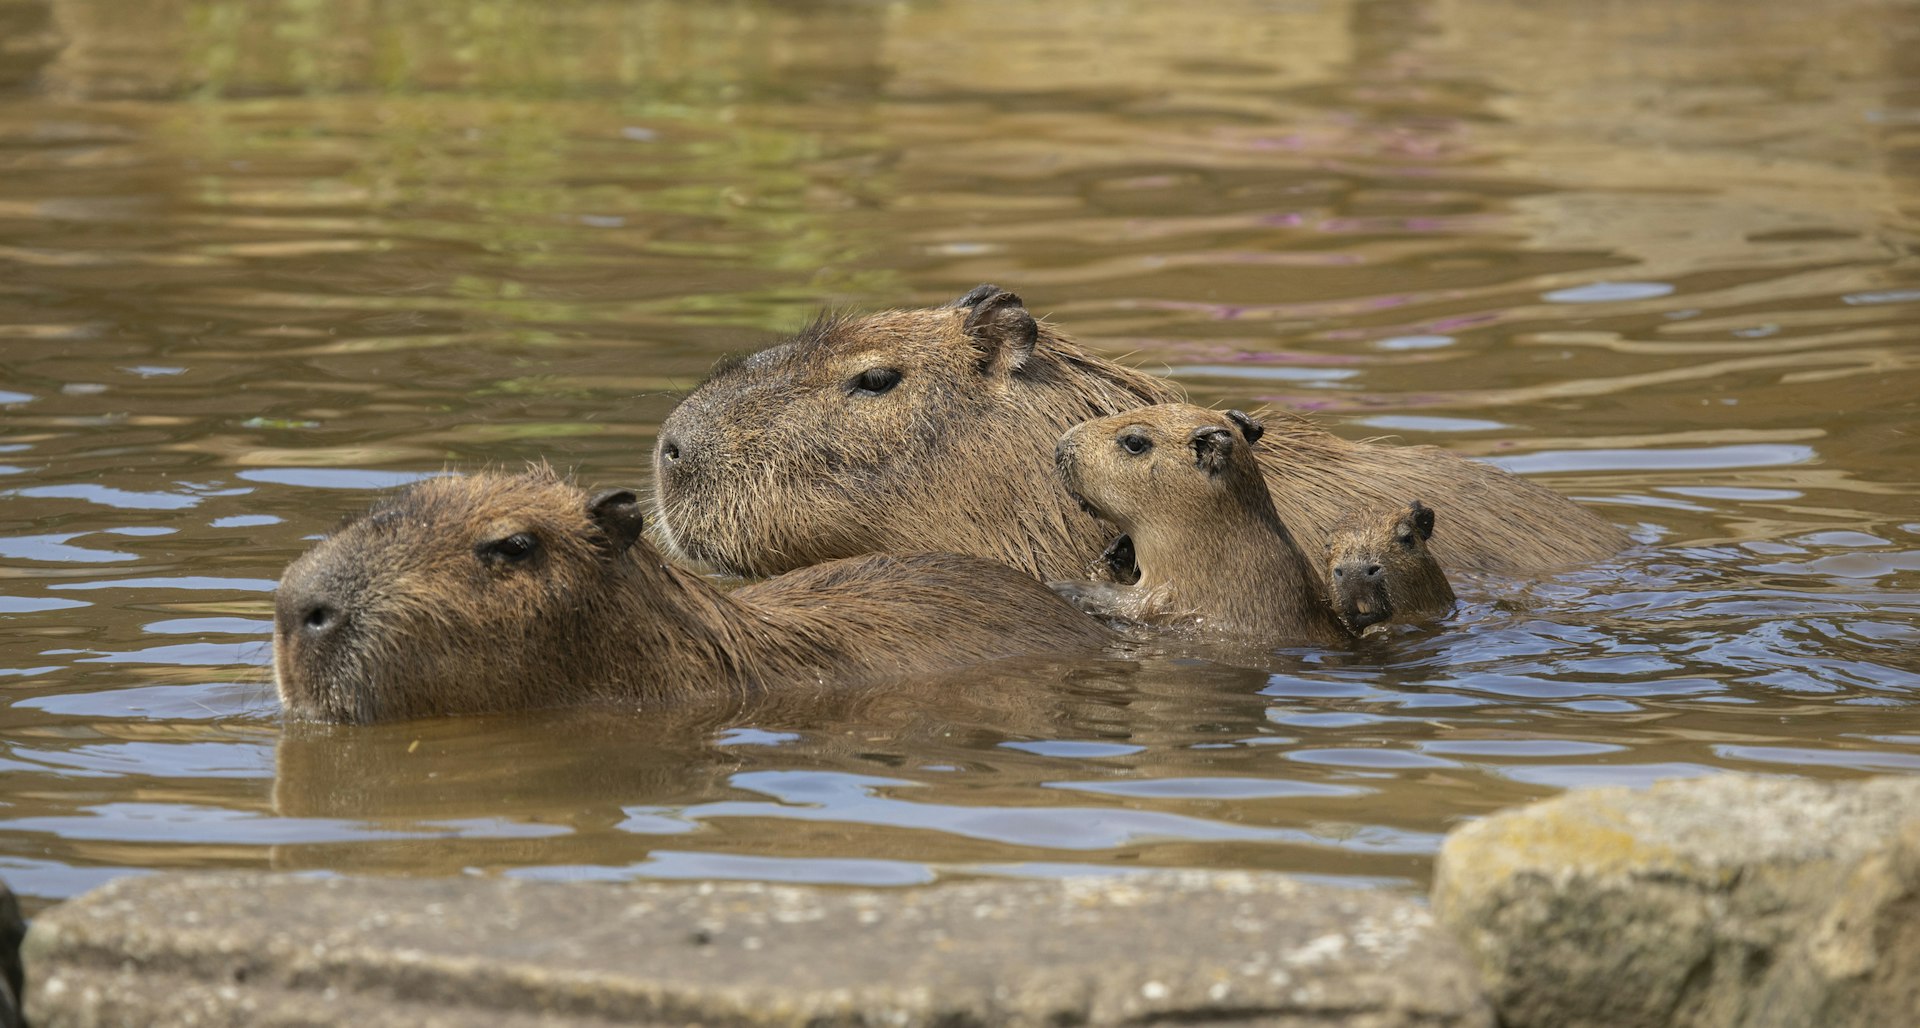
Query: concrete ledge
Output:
[[26, 870, 1492, 1027], [1433, 773, 1920, 1028]]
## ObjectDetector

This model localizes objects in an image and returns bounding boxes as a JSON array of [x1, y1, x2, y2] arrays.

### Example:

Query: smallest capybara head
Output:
[[273, 467, 648, 723], [1055, 404, 1269, 535], [1325, 499, 1452, 632]]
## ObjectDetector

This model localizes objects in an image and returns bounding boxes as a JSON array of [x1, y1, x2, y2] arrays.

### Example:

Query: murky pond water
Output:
[[3, 0, 1918, 913]]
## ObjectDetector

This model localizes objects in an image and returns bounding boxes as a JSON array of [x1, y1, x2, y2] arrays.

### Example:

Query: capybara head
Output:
[[273, 467, 648, 723], [654, 285, 1179, 580], [1055, 404, 1270, 537], [1325, 499, 1452, 632], [1053, 404, 1350, 644]]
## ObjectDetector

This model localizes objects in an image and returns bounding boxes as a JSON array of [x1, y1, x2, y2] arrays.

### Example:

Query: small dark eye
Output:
[[1119, 434, 1152, 455], [850, 367, 902, 396], [1396, 532, 1416, 549], [477, 532, 539, 565]]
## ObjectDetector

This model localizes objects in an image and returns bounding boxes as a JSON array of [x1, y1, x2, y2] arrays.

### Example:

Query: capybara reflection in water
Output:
[[272, 467, 1113, 723], [1053, 404, 1351, 646], [1325, 500, 1458, 633], [653, 285, 1627, 582]]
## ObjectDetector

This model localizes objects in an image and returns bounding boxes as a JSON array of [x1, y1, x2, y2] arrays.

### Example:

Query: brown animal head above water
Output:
[[653, 285, 1178, 580], [273, 467, 654, 723], [1056, 404, 1272, 538], [274, 466, 1114, 724], [1325, 499, 1456, 633], [1053, 404, 1348, 645]]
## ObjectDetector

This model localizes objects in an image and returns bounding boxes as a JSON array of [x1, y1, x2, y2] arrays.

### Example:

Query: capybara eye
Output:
[[849, 367, 903, 396], [1396, 532, 1416, 549], [1119, 433, 1152, 455], [476, 532, 539, 565]]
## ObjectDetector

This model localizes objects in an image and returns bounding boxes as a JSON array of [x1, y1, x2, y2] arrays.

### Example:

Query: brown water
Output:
[[2, 0, 1918, 913]]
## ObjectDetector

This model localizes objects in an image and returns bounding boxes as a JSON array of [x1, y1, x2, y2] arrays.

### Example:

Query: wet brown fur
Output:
[[273, 467, 1113, 724], [1054, 404, 1351, 646], [1325, 500, 1458, 633], [653, 286, 1627, 582]]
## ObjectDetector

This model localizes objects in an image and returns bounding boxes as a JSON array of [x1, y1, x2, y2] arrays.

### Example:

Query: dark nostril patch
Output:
[[1365, 565, 1383, 577], [302, 604, 336, 633], [661, 438, 682, 462], [1333, 567, 1345, 579]]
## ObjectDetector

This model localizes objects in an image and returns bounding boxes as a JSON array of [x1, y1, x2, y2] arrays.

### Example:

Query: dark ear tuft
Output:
[[1409, 499, 1436, 541], [1225, 409, 1265, 446], [1189, 426, 1235, 475], [945, 283, 1004, 309], [588, 489, 646, 556], [962, 290, 1039, 374]]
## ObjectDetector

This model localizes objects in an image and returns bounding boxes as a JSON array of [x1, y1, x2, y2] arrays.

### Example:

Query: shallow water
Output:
[[3, 0, 1919, 913]]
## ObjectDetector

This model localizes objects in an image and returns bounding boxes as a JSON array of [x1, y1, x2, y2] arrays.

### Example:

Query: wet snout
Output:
[[272, 550, 371, 716], [654, 416, 702, 485], [1331, 560, 1391, 631]]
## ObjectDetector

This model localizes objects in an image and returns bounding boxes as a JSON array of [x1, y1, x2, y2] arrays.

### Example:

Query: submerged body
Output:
[[1325, 500, 1458, 633], [1054, 404, 1351, 646], [272, 468, 1113, 723], [653, 286, 1627, 582]]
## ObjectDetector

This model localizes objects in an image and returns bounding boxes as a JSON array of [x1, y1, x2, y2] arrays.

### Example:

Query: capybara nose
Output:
[[277, 572, 347, 646], [1365, 564, 1383, 578], [658, 432, 695, 478]]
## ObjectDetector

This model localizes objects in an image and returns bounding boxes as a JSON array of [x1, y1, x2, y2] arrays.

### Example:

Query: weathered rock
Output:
[[2, 878, 21, 1028], [26, 870, 1492, 1027], [1432, 773, 1920, 1028]]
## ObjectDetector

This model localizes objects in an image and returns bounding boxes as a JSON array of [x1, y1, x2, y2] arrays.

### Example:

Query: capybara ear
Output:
[[587, 489, 646, 556], [1100, 533, 1140, 584], [1409, 499, 1436, 541], [1225, 409, 1265, 446], [945, 283, 1005, 309], [1189, 425, 1235, 475], [962, 289, 1039, 375]]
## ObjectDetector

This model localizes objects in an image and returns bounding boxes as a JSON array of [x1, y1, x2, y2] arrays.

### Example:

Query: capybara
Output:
[[1325, 499, 1458, 633], [273, 466, 1114, 723], [1054, 404, 1351, 645], [654, 287, 1627, 582]]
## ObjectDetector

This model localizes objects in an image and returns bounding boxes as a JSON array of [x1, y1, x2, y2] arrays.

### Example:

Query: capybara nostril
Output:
[[660, 436, 683, 464], [1366, 564, 1383, 578]]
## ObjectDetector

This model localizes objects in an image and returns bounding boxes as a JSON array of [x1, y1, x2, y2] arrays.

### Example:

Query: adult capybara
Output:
[[653, 286, 1627, 582], [1325, 499, 1458, 633], [273, 466, 1113, 723], [1054, 404, 1350, 646]]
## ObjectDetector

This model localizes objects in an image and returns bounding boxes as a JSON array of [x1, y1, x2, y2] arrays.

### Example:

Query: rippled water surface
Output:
[[3, 0, 1919, 912]]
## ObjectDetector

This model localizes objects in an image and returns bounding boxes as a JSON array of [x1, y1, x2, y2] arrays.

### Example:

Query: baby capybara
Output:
[[273, 467, 1113, 723], [1053, 404, 1350, 646], [1325, 499, 1458, 633], [653, 286, 1626, 582]]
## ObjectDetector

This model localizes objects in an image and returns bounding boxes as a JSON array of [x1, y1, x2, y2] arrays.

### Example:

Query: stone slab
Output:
[[1432, 773, 1920, 1028], [26, 869, 1492, 1027]]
